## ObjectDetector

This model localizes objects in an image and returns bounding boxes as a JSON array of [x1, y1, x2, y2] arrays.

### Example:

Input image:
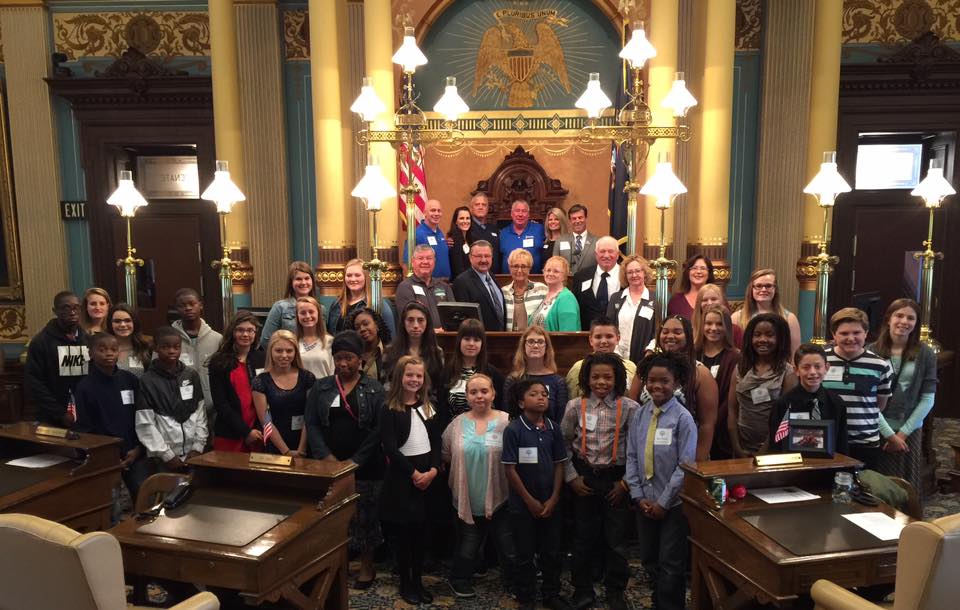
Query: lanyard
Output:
[[580, 397, 623, 464], [335, 376, 359, 422]]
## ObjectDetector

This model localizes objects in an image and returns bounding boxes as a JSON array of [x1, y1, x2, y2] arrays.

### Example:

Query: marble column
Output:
[[0, 5, 68, 336], [236, 0, 290, 306], [754, 1, 815, 313]]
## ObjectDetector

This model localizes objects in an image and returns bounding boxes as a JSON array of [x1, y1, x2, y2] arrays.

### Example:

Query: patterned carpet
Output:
[[145, 419, 959, 609]]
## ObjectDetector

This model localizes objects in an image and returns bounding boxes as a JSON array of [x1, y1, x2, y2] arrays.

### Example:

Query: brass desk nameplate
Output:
[[249, 452, 293, 467], [754, 453, 803, 467], [35, 425, 69, 438]]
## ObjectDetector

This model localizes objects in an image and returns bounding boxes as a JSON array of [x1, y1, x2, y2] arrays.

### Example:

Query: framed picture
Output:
[[787, 420, 835, 458]]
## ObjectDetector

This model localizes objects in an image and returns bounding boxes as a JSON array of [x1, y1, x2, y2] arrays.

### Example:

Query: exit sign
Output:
[[60, 201, 86, 220]]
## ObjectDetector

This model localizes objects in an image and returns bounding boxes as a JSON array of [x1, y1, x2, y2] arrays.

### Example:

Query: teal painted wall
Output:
[[54, 97, 95, 295], [798, 288, 815, 342], [727, 50, 761, 300], [282, 60, 317, 268]]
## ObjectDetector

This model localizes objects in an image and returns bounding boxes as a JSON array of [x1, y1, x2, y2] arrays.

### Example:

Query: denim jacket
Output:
[[304, 373, 384, 467]]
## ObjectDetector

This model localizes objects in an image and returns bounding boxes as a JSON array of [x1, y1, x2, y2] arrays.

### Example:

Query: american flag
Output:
[[67, 390, 77, 421], [398, 142, 427, 229], [774, 409, 790, 443], [262, 409, 276, 443]]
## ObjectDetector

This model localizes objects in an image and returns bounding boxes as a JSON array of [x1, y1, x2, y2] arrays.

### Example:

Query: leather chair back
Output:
[[894, 513, 960, 610]]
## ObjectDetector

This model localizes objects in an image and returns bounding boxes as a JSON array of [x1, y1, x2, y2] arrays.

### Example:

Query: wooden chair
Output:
[[134, 473, 192, 514], [888, 476, 923, 520]]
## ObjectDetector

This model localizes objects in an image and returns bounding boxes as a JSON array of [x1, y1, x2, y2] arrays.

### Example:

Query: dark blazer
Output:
[[452, 267, 506, 331], [304, 374, 384, 471], [450, 230, 473, 279], [209, 350, 267, 441], [380, 404, 443, 476], [573, 264, 611, 330], [606, 287, 657, 365], [469, 220, 502, 274]]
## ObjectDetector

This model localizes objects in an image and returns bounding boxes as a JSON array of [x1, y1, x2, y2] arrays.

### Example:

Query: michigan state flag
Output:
[[608, 142, 630, 254]]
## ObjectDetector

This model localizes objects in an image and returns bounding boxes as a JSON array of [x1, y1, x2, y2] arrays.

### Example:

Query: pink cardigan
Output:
[[441, 411, 510, 524]]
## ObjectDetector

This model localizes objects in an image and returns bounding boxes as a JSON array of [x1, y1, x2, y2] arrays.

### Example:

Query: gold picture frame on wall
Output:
[[0, 87, 23, 301]]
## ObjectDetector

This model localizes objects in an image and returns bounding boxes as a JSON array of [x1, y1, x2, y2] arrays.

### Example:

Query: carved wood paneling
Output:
[[53, 12, 210, 60], [473, 146, 569, 221]]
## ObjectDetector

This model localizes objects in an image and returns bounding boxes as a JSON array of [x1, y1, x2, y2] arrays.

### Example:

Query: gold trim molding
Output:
[[736, 0, 762, 51], [842, 0, 960, 44], [283, 9, 308, 60], [0, 304, 26, 342], [53, 12, 211, 60]]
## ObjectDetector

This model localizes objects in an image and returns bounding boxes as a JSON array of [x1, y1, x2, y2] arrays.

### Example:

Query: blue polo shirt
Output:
[[499, 221, 545, 273], [502, 414, 568, 512], [403, 222, 451, 279]]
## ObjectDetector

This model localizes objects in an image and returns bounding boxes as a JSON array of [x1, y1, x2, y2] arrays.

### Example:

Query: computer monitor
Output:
[[437, 302, 482, 332]]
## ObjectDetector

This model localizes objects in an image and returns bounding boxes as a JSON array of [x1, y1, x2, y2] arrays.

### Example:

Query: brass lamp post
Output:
[[351, 155, 397, 313], [575, 23, 697, 256], [200, 160, 246, 327], [350, 27, 467, 271], [639, 152, 687, 320], [910, 160, 955, 353], [107, 170, 148, 308], [802, 151, 852, 345]]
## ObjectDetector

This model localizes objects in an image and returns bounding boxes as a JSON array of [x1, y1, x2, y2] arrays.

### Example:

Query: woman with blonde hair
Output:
[[260, 261, 320, 348], [694, 304, 740, 459], [531, 255, 580, 331], [501, 248, 547, 332], [80, 287, 112, 335], [326, 258, 396, 338], [295, 296, 333, 378], [731, 269, 801, 356], [253, 330, 316, 456], [692, 283, 743, 346], [502, 326, 568, 423], [608, 253, 657, 364], [542, 207, 570, 263]]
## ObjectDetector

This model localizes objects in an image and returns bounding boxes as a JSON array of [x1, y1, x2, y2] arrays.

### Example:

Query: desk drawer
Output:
[[122, 547, 255, 590]]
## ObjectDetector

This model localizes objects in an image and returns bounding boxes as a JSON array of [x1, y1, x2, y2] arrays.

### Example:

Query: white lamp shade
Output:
[[803, 155, 851, 206], [392, 26, 427, 73], [640, 161, 687, 209], [619, 26, 657, 68], [352, 163, 396, 211], [433, 76, 470, 122], [107, 170, 148, 217], [661, 73, 698, 117], [351, 77, 386, 122], [911, 167, 956, 208], [201, 161, 246, 214], [575, 73, 612, 119]]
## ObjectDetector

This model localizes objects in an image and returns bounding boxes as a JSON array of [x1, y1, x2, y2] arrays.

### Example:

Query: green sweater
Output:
[[544, 288, 581, 332]]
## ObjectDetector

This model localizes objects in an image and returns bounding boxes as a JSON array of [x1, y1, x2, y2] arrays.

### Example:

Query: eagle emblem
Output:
[[473, 9, 571, 108]]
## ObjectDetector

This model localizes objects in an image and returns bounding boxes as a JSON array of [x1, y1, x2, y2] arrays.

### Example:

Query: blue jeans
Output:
[[635, 504, 689, 610], [451, 507, 517, 590]]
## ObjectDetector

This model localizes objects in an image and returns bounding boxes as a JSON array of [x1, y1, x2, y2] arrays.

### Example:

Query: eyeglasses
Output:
[[690, 265, 709, 272], [525, 338, 546, 346], [235, 328, 257, 335], [753, 283, 775, 291], [625, 270, 645, 276], [509, 264, 531, 270]]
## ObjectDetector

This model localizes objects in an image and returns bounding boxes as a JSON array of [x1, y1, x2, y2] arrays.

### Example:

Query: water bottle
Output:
[[833, 471, 853, 504]]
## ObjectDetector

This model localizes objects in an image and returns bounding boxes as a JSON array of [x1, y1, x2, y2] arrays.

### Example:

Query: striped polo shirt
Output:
[[822, 347, 893, 445]]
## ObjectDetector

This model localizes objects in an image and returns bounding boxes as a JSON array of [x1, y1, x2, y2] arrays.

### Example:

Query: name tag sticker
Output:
[[654, 428, 672, 445], [559, 241, 570, 251], [412, 285, 426, 296], [291, 415, 304, 431], [639, 306, 654, 320], [255, 368, 265, 376], [463, 244, 470, 254], [709, 364, 719, 378], [179, 384, 194, 401], [522, 237, 534, 248], [121, 390, 135, 405], [427, 236, 438, 246], [331, 395, 341, 408], [519, 447, 538, 463], [791, 412, 811, 420], [750, 386, 771, 403], [581, 279, 593, 292], [485, 431, 503, 448], [584, 413, 598, 431], [128, 358, 143, 370], [824, 367, 843, 382]]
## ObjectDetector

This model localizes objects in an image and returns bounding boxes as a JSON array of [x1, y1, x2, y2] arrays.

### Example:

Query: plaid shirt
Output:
[[561, 394, 640, 481], [501, 281, 548, 330]]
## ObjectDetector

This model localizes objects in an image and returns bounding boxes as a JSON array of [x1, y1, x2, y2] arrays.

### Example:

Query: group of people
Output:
[[21, 203, 938, 609]]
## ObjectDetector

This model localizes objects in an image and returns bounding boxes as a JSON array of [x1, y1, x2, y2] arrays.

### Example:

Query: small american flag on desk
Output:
[[67, 390, 77, 421], [774, 409, 790, 443], [262, 409, 276, 443]]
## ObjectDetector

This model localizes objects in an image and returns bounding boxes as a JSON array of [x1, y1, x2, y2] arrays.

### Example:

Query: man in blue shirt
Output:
[[499, 199, 545, 273], [404, 198, 452, 279]]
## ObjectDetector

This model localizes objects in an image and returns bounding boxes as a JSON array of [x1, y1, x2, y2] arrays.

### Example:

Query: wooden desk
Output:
[[437, 331, 591, 376], [0, 421, 121, 532], [110, 451, 358, 610], [681, 455, 914, 609]]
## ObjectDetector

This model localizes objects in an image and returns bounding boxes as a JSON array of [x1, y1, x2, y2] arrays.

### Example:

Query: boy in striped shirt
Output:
[[821, 308, 893, 470]]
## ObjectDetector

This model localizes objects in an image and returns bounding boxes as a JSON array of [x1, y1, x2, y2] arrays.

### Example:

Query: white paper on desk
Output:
[[6, 454, 71, 468], [750, 486, 820, 504], [842, 512, 906, 541]]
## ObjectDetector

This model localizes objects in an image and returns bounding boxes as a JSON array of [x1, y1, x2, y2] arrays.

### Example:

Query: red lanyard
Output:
[[580, 397, 623, 464], [335, 376, 359, 422]]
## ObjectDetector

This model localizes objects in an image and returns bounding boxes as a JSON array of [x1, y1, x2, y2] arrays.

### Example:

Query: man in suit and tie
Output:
[[451, 240, 506, 331], [552, 204, 598, 275], [572, 236, 621, 331], [468, 192, 502, 273]]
